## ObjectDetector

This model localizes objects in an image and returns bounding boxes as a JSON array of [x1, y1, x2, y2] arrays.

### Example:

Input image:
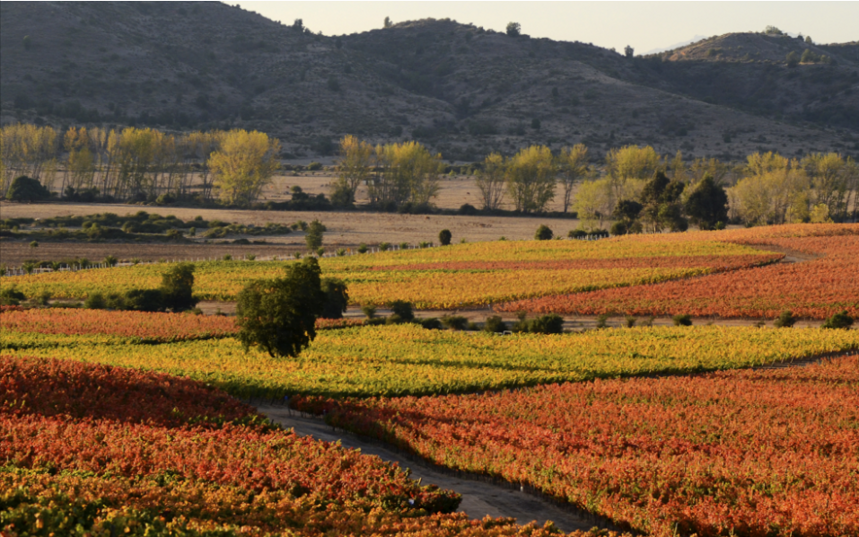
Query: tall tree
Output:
[[801, 152, 858, 221], [331, 135, 373, 207], [557, 144, 589, 213], [685, 175, 729, 230], [506, 145, 556, 213], [208, 130, 280, 206], [370, 141, 442, 207], [475, 152, 506, 211], [640, 171, 687, 232]]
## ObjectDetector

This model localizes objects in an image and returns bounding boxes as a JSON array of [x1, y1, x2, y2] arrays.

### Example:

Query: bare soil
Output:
[[258, 406, 611, 533]]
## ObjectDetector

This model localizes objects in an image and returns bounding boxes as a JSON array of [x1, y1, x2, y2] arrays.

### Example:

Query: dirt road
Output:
[[258, 406, 614, 533]]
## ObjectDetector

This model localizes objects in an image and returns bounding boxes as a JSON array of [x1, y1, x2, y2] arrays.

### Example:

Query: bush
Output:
[[483, 315, 507, 333], [104, 255, 118, 267], [458, 203, 478, 215], [160, 263, 197, 312], [357, 243, 368, 254], [379, 242, 391, 252], [596, 314, 609, 329], [528, 314, 564, 334], [320, 278, 349, 319], [441, 315, 468, 330], [6, 176, 51, 202], [83, 293, 107, 309], [773, 311, 797, 328], [124, 289, 166, 312], [305, 219, 326, 251], [535, 225, 553, 241], [390, 300, 414, 321], [438, 229, 452, 246], [399, 242, 410, 249], [420, 317, 443, 330], [336, 248, 346, 256], [223, 254, 232, 261], [361, 304, 377, 319], [568, 229, 587, 239], [235, 258, 326, 358], [610, 222, 628, 236], [672, 314, 693, 326], [625, 316, 637, 328], [0, 287, 26, 306], [822, 311, 853, 330]]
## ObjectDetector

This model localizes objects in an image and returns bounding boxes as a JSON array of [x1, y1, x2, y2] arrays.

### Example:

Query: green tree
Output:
[[506, 22, 521, 37], [6, 175, 50, 202], [534, 225, 553, 240], [475, 153, 506, 211], [160, 262, 197, 312], [786, 51, 800, 67], [208, 130, 281, 206], [384, 16, 392, 28], [685, 175, 728, 230], [612, 199, 644, 234], [624, 45, 634, 58], [506, 145, 556, 213], [305, 219, 326, 251], [236, 258, 326, 358], [320, 278, 349, 319], [438, 229, 452, 246], [640, 171, 687, 232]]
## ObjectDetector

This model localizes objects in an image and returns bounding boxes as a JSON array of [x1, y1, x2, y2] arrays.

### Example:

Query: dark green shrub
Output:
[[610, 222, 628, 236], [357, 243, 368, 254], [104, 255, 118, 267], [528, 314, 564, 334], [483, 315, 507, 333], [535, 225, 553, 241], [672, 314, 693, 326], [379, 242, 391, 252], [421, 317, 443, 330], [0, 287, 26, 306], [596, 314, 609, 329], [625, 316, 636, 328], [160, 263, 197, 312], [568, 229, 587, 239], [441, 315, 468, 330], [361, 304, 377, 319], [124, 289, 166, 312], [6, 176, 51, 202], [390, 300, 414, 321], [773, 311, 797, 328], [83, 293, 106, 309], [320, 278, 349, 319], [439, 229, 452, 246], [822, 311, 853, 330], [399, 242, 410, 249], [511, 311, 529, 333]]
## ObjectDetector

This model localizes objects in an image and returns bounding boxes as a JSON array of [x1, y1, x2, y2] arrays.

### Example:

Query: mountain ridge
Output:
[[1, 2, 857, 161]]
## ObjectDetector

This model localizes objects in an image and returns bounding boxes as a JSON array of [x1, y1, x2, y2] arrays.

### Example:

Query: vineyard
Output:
[[319, 356, 859, 537], [2, 317, 857, 399], [2, 223, 858, 537], [2, 356, 597, 537], [0, 234, 781, 308], [502, 232, 859, 319]]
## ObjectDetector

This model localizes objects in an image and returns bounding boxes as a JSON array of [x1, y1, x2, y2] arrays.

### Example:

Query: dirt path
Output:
[[258, 406, 613, 533]]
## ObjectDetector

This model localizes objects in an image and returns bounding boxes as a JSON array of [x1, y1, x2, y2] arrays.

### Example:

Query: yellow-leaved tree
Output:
[[331, 135, 373, 207], [371, 141, 441, 207], [506, 145, 556, 213], [475, 152, 506, 211], [557, 144, 589, 213], [208, 130, 281, 206]]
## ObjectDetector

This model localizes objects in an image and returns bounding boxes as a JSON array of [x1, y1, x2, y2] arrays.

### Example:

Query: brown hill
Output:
[[1, 2, 857, 161]]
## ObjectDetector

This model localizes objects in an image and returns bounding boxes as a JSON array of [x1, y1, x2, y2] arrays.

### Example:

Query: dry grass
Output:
[[0, 200, 581, 265]]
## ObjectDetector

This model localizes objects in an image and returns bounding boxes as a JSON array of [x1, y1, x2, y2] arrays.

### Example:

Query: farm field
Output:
[[501, 224, 859, 319], [2, 355, 595, 537], [2, 316, 857, 398], [321, 356, 859, 537], [1, 232, 782, 308]]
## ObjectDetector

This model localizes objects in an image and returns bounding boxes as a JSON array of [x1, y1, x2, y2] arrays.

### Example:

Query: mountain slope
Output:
[[1, 2, 857, 160]]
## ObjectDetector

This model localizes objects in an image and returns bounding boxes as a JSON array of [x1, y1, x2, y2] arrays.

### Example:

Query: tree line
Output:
[[3, 123, 857, 227]]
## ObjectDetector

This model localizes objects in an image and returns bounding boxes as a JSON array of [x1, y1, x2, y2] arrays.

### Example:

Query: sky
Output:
[[233, 1, 858, 54]]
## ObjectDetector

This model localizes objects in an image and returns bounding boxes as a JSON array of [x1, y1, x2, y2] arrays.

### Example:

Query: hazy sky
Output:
[[234, 2, 858, 54]]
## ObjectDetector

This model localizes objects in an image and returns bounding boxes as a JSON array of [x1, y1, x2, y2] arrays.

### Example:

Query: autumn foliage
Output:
[[322, 356, 859, 537]]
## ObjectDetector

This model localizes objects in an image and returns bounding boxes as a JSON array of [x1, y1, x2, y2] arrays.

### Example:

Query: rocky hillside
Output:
[[2, 2, 857, 161]]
